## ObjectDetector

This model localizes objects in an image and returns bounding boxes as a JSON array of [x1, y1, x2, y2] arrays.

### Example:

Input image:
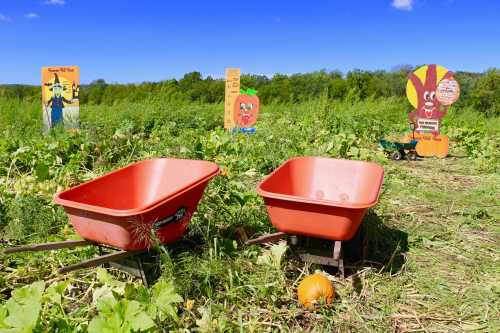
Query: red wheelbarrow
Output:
[[247, 157, 384, 277], [3, 158, 219, 284]]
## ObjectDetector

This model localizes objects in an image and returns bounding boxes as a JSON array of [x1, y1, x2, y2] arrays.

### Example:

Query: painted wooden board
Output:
[[42, 66, 80, 130], [224, 68, 240, 130], [406, 64, 460, 135], [415, 133, 449, 158], [233, 89, 259, 127]]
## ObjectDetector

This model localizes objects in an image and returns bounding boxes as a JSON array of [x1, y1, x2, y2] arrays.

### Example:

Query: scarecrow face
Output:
[[52, 82, 64, 97]]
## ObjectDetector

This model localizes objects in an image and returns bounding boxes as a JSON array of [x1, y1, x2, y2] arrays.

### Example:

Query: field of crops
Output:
[[0, 96, 498, 332]]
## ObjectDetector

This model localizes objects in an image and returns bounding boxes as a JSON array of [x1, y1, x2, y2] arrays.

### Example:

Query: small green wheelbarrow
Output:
[[379, 139, 418, 161]]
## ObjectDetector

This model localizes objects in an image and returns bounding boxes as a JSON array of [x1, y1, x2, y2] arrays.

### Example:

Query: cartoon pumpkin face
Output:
[[233, 89, 259, 127]]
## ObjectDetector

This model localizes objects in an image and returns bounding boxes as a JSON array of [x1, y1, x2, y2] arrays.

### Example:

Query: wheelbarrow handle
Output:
[[152, 207, 188, 230], [3, 239, 92, 254]]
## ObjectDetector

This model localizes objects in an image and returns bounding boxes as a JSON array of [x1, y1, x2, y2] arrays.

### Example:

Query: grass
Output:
[[0, 96, 499, 332]]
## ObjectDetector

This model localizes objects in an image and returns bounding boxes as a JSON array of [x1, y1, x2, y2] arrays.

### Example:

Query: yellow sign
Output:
[[406, 64, 451, 110], [224, 68, 240, 130], [42, 66, 80, 130]]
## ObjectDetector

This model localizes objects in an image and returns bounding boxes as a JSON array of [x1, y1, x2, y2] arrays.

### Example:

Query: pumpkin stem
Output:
[[240, 88, 257, 96]]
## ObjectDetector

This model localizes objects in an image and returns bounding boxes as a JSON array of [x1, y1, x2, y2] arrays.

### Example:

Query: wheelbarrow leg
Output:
[[333, 241, 344, 278], [136, 257, 149, 288]]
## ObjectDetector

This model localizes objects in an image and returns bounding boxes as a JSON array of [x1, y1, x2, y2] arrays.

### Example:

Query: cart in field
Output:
[[3, 158, 219, 285], [379, 139, 418, 160], [246, 157, 384, 277]]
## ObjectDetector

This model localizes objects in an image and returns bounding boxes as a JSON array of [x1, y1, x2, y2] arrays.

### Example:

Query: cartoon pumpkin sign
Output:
[[233, 88, 259, 128]]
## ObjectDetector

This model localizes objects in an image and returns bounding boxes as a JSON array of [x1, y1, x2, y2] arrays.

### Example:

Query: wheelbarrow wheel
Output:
[[390, 151, 403, 160], [407, 151, 417, 161]]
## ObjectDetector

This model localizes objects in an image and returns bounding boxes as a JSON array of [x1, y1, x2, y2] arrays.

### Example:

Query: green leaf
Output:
[[151, 280, 183, 321], [44, 281, 69, 305], [3, 299, 41, 332], [11, 281, 44, 305], [87, 317, 109, 333], [96, 269, 125, 289], [0, 281, 45, 333], [88, 299, 155, 333], [125, 301, 155, 331], [246, 88, 257, 96], [123, 283, 148, 303], [94, 269, 125, 297], [34, 162, 49, 181], [0, 306, 9, 329], [239, 88, 257, 96], [92, 285, 117, 311]]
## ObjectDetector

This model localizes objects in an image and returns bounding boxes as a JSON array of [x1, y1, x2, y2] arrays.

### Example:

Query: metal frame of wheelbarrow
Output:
[[246, 228, 367, 278], [2, 240, 158, 287]]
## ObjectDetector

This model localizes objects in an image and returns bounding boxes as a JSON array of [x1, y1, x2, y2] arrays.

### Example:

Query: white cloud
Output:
[[25, 12, 39, 19], [392, 0, 413, 11], [44, 0, 65, 5], [0, 14, 11, 22]]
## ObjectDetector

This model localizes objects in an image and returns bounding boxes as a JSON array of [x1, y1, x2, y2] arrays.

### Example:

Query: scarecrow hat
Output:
[[48, 73, 66, 91]]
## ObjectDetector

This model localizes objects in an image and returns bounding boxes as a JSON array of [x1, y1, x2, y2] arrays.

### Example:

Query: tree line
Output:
[[1, 67, 498, 116]]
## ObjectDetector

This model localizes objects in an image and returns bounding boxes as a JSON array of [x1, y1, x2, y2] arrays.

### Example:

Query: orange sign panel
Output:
[[414, 133, 449, 158], [42, 66, 80, 130], [233, 90, 259, 127]]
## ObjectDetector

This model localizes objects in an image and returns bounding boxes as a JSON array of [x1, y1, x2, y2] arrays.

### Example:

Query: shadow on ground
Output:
[[358, 210, 409, 273]]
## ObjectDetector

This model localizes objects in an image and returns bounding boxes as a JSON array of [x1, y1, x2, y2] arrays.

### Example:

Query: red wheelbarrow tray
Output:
[[256, 157, 384, 241], [54, 158, 219, 250]]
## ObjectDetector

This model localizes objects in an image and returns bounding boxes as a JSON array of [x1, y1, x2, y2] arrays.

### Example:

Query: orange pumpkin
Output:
[[297, 274, 335, 309], [415, 134, 449, 158], [233, 89, 259, 127]]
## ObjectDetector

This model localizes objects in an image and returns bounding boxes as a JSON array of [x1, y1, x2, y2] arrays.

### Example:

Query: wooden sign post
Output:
[[224, 68, 240, 130], [42, 66, 80, 131]]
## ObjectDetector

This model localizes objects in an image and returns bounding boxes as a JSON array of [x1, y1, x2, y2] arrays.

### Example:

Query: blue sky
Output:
[[1, 0, 498, 84]]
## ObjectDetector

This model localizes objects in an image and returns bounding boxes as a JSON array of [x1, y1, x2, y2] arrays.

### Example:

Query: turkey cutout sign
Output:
[[234, 88, 259, 128], [406, 64, 460, 158]]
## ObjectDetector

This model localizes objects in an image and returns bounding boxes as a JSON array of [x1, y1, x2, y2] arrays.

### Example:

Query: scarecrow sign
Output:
[[405, 64, 460, 158], [42, 66, 80, 130]]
